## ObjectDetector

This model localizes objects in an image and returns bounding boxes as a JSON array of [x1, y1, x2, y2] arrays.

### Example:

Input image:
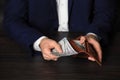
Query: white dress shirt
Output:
[[33, 0, 97, 51], [33, 0, 69, 51], [57, 0, 69, 31]]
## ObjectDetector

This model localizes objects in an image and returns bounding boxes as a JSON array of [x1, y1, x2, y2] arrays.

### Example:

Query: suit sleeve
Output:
[[86, 0, 116, 44], [3, 0, 43, 48]]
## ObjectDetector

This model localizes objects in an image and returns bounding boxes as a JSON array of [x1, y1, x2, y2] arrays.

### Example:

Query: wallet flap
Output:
[[69, 39, 102, 66], [85, 42, 102, 66]]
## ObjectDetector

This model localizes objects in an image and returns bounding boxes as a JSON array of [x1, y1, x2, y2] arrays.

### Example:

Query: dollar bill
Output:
[[52, 37, 82, 57]]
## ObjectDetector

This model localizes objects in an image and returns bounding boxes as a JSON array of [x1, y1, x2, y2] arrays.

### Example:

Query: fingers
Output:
[[87, 37, 102, 62], [77, 36, 86, 45], [79, 36, 86, 44], [88, 56, 95, 61], [40, 38, 62, 61], [42, 48, 59, 61], [53, 42, 63, 54], [78, 36, 97, 62]]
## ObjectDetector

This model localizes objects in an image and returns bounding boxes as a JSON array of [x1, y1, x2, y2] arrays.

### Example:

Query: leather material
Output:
[[69, 37, 102, 66]]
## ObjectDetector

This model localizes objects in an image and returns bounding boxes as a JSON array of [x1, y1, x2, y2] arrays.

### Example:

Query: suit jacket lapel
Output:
[[50, 0, 58, 19], [68, 0, 74, 17], [51, 0, 57, 12]]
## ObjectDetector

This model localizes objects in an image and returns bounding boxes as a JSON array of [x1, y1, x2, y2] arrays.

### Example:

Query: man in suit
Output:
[[3, 0, 115, 61]]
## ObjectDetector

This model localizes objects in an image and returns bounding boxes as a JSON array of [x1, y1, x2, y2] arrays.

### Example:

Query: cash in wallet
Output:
[[52, 37, 102, 66]]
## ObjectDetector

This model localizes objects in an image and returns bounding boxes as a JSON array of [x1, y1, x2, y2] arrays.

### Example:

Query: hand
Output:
[[86, 35, 102, 62], [77, 35, 102, 62], [39, 38, 63, 61]]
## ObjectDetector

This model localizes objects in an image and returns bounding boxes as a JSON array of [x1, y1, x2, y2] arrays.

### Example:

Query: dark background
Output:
[[0, 1, 120, 80], [0, 0, 120, 32], [0, 0, 4, 31]]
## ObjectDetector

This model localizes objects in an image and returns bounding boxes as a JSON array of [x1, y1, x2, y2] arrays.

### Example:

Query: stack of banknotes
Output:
[[52, 37, 84, 57], [52, 37, 102, 66]]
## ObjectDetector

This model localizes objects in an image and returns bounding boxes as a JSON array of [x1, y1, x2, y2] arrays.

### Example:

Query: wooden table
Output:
[[0, 31, 120, 80]]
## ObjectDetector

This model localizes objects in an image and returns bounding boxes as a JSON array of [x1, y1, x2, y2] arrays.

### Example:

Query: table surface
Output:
[[0, 31, 120, 80]]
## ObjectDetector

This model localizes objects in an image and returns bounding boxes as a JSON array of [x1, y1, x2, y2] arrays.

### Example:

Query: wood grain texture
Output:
[[0, 31, 120, 80]]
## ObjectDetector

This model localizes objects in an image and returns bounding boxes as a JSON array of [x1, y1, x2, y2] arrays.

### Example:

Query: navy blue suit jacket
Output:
[[3, 0, 115, 49]]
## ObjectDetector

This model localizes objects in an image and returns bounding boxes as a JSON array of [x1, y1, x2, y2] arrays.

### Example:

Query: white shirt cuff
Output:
[[86, 32, 98, 37], [33, 36, 47, 51], [86, 32, 101, 41]]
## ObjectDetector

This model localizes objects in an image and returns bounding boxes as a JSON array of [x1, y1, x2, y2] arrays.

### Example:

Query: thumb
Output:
[[54, 42, 63, 54]]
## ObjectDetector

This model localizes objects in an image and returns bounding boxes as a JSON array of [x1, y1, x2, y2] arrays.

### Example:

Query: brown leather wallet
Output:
[[69, 38, 102, 66]]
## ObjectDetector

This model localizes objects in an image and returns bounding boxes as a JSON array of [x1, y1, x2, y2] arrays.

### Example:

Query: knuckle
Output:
[[51, 40, 57, 44], [44, 58, 50, 61]]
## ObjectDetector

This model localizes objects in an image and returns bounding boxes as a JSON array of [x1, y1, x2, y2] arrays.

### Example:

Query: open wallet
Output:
[[52, 37, 102, 66]]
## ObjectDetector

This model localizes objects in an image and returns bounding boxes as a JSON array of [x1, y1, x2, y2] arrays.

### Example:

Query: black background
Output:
[[0, 0, 120, 32], [0, 1, 120, 80], [0, 0, 4, 28]]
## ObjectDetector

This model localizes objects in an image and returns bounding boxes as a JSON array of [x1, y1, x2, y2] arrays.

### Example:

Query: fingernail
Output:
[[54, 59, 57, 61], [88, 57, 95, 61]]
